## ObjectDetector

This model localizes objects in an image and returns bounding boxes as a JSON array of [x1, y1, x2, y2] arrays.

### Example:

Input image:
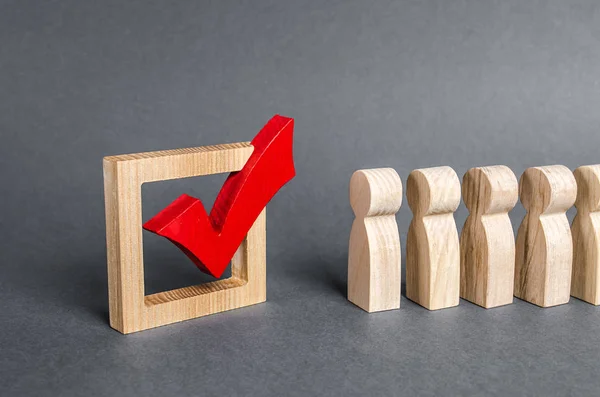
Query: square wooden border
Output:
[[103, 142, 266, 334]]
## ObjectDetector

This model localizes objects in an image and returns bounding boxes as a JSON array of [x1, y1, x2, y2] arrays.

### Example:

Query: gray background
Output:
[[2, 0, 600, 396]]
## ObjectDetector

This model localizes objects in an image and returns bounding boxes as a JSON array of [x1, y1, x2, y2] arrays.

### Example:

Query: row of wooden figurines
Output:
[[347, 164, 600, 313]]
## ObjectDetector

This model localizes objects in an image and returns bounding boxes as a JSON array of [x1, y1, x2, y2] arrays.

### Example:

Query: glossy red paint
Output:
[[143, 115, 295, 278]]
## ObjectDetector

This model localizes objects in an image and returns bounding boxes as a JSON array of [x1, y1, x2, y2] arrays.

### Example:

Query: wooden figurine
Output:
[[103, 115, 295, 333], [460, 165, 518, 308], [514, 165, 577, 307], [348, 168, 402, 313], [406, 166, 461, 310], [571, 165, 600, 305]]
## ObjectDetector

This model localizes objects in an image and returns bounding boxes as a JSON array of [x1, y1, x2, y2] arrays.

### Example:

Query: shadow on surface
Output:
[[281, 254, 347, 298], [7, 250, 112, 326]]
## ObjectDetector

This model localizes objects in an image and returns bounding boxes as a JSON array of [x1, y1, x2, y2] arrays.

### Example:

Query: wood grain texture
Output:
[[406, 166, 461, 310], [571, 165, 600, 305], [348, 168, 402, 312], [103, 142, 267, 334], [460, 165, 518, 308], [514, 165, 576, 307]]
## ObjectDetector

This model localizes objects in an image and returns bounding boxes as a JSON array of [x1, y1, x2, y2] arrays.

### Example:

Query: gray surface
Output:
[[2, 0, 600, 395]]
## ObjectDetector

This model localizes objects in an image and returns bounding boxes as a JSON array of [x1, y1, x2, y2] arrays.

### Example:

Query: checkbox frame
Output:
[[103, 142, 266, 334]]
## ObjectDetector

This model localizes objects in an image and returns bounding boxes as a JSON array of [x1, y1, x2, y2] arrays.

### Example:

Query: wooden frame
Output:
[[103, 142, 266, 334]]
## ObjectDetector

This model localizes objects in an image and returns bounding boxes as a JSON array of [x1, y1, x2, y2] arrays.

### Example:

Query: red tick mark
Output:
[[142, 115, 295, 278]]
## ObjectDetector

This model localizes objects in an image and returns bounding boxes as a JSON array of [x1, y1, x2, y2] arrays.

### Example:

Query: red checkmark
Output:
[[142, 115, 295, 278]]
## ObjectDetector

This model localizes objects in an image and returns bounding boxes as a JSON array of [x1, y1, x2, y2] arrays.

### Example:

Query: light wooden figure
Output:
[[348, 168, 402, 313], [514, 165, 576, 307], [406, 166, 461, 310], [571, 165, 600, 305], [460, 165, 518, 308]]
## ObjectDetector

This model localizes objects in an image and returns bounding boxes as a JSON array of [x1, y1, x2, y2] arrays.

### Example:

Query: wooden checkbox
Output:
[[103, 142, 266, 334]]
